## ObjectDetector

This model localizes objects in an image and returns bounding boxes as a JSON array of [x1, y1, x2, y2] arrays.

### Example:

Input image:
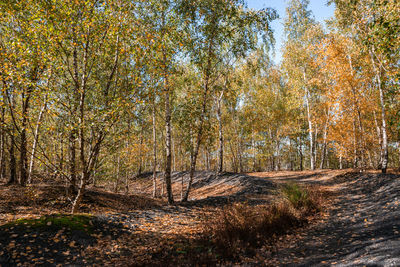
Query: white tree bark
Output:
[[28, 96, 48, 184]]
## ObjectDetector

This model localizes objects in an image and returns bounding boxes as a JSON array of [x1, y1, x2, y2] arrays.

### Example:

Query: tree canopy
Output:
[[0, 0, 399, 211]]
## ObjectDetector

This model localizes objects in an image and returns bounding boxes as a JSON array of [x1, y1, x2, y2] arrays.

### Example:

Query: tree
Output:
[[179, 0, 277, 201], [39, 0, 137, 212], [282, 0, 324, 170], [331, 0, 400, 172]]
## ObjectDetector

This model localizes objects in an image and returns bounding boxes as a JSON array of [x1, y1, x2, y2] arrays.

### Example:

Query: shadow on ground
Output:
[[263, 172, 400, 266]]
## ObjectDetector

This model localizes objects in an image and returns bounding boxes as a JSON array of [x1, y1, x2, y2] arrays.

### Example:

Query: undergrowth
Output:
[[201, 183, 325, 257], [281, 182, 323, 214]]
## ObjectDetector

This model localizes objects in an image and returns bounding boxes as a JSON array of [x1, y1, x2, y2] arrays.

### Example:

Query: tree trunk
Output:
[[182, 67, 212, 201], [71, 173, 86, 214], [125, 172, 129, 195], [348, 54, 367, 170], [370, 49, 388, 173], [289, 139, 294, 171], [352, 120, 358, 168], [203, 149, 210, 170], [71, 56, 88, 213], [182, 23, 218, 201], [183, 153, 197, 201], [319, 109, 330, 169], [238, 139, 243, 173], [19, 90, 31, 186], [252, 133, 257, 171], [159, 6, 174, 204], [69, 130, 77, 191], [8, 134, 17, 184], [172, 130, 176, 172], [229, 140, 237, 173], [203, 149, 207, 170], [69, 35, 80, 193], [152, 96, 157, 198], [163, 53, 174, 205], [378, 77, 388, 173], [114, 156, 121, 193], [72, 107, 86, 213], [216, 91, 224, 174], [275, 139, 280, 171], [182, 81, 209, 200], [373, 111, 383, 168], [303, 69, 315, 170], [299, 135, 304, 171], [0, 106, 5, 181], [320, 134, 328, 170], [28, 97, 47, 184], [59, 133, 64, 178]]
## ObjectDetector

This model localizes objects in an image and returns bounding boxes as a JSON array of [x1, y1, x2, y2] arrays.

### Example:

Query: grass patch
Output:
[[281, 182, 323, 213], [1, 214, 93, 233]]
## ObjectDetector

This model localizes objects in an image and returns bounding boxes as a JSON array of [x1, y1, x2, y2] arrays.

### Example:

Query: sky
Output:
[[246, 0, 335, 63]]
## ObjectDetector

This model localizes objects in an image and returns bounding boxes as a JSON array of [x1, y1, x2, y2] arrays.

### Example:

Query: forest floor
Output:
[[0, 169, 400, 266]]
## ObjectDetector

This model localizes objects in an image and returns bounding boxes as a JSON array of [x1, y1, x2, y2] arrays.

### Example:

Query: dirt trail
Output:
[[247, 170, 400, 266]]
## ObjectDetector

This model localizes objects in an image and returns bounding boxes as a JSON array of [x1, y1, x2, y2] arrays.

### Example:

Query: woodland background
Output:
[[0, 0, 399, 211]]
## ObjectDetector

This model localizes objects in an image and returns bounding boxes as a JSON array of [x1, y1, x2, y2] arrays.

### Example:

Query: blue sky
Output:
[[247, 0, 335, 63]]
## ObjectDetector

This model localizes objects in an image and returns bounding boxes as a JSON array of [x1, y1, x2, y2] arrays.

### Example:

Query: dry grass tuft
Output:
[[281, 182, 324, 214], [201, 183, 326, 257]]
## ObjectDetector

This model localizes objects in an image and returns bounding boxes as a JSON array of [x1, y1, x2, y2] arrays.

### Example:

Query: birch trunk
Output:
[[28, 97, 47, 184], [299, 135, 303, 171], [319, 109, 330, 169], [216, 91, 224, 174], [303, 69, 315, 170], [182, 32, 215, 202], [163, 50, 174, 204], [69, 131, 77, 191], [152, 96, 157, 198], [182, 73, 211, 201], [348, 54, 366, 169], [370, 50, 388, 173], [305, 90, 314, 170], [373, 111, 383, 168], [19, 89, 32, 186], [160, 7, 174, 204], [0, 107, 5, 181], [353, 120, 358, 168]]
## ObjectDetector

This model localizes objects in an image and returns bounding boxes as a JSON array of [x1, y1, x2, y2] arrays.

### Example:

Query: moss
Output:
[[1, 214, 93, 233]]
